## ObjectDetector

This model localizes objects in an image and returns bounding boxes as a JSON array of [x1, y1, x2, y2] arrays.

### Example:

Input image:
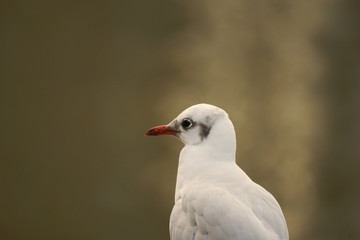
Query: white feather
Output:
[[152, 104, 288, 240]]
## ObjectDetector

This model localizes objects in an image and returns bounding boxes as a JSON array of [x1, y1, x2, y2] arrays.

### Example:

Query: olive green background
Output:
[[1, 1, 359, 239]]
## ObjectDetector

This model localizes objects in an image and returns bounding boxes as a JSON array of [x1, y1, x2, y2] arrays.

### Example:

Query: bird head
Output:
[[145, 104, 236, 147]]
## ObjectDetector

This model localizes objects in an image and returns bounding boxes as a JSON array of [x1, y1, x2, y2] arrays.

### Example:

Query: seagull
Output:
[[145, 104, 289, 240]]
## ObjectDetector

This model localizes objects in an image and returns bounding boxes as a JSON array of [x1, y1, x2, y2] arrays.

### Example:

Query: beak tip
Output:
[[144, 130, 152, 136], [144, 128, 158, 136]]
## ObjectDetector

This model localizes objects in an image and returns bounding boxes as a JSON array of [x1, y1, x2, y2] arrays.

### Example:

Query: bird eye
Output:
[[181, 119, 193, 129]]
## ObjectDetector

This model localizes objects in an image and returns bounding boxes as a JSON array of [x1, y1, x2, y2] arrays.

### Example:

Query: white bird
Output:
[[145, 104, 289, 240]]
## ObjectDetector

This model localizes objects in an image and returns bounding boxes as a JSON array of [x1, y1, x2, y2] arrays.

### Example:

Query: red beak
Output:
[[144, 125, 177, 136]]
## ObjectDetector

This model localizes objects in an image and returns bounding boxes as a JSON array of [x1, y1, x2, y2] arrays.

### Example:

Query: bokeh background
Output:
[[1, 0, 360, 239]]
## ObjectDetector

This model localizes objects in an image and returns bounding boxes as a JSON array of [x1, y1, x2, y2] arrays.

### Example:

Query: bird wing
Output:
[[246, 182, 289, 240], [170, 182, 287, 240]]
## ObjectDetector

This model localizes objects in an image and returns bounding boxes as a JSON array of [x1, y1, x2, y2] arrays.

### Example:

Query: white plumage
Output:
[[145, 104, 288, 240]]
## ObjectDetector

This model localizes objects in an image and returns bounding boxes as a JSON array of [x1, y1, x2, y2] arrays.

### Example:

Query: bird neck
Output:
[[203, 117, 237, 160], [174, 118, 237, 202]]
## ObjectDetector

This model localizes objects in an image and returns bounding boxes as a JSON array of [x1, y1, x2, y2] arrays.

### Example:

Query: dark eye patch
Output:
[[181, 118, 193, 129], [199, 123, 211, 140]]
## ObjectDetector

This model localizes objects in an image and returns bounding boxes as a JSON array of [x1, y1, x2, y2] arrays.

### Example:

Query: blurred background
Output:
[[1, 0, 359, 239]]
